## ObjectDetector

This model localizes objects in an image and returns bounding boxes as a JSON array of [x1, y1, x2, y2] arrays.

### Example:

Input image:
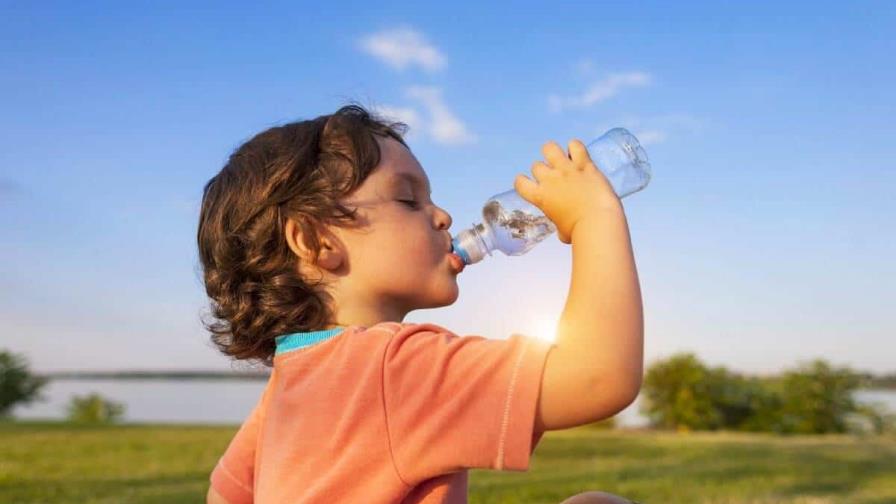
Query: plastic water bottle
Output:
[[450, 128, 651, 267]]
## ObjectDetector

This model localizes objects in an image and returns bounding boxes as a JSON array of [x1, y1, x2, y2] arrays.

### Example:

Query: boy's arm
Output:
[[536, 207, 644, 431]]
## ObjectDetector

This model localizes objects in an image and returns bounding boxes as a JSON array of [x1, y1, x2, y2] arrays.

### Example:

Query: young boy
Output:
[[199, 105, 643, 503]]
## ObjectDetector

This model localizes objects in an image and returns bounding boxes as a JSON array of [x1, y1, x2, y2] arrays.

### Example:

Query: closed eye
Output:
[[398, 199, 419, 209]]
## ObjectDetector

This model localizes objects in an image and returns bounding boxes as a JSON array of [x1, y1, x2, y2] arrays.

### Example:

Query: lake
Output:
[[10, 379, 896, 428]]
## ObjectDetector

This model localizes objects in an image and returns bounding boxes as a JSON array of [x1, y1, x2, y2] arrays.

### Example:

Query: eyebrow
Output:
[[390, 172, 432, 196]]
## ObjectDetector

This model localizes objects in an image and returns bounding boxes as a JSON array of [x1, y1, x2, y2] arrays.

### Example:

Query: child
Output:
[[199, 104, 644, 503]]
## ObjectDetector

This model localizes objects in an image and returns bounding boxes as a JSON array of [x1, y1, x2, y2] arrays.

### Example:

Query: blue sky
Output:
[[1, 2, 894, 375]]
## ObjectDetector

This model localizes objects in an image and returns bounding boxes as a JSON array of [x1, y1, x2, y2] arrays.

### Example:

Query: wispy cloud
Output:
[[633, 130, 668, 146], [358, 27, 446, 72], [549, 72, 653, 112], [593, 113, 706, 146], [406, 86, 476, 145], [358, 28, 472, 145], [371, 104, 423, 140], [372, 87, 476, 146]]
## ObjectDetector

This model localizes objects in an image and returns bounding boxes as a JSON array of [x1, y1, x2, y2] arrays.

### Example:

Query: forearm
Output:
[[555, 206, 644, 394]]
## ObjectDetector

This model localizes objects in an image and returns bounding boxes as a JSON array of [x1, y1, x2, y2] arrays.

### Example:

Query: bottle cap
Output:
[[452, 230, 484, 265]]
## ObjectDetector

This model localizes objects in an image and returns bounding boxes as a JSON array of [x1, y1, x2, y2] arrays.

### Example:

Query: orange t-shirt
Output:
[[209, 321, 555, 503]]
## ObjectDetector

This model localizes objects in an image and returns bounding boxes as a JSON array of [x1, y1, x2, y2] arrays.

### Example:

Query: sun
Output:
[[527, 313, 560, 344]]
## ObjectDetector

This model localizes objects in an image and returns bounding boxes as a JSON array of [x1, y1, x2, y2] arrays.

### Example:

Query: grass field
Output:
[[1, 420, 894, 503]]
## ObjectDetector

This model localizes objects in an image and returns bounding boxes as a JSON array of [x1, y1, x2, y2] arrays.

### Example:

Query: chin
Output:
[[441, 282, 460, 305], [418, 281, 460, 309]]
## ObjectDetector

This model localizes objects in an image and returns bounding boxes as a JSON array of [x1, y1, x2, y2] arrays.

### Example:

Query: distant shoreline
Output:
[[37, 371, 271, 381], [34, 371, 896, 389]]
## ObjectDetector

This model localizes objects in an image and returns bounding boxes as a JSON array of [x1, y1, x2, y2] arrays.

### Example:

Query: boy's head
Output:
[[197, 104, 458, 365]]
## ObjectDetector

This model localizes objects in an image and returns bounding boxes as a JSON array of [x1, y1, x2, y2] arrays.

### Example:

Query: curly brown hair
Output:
[[196, 103, 409, 367]]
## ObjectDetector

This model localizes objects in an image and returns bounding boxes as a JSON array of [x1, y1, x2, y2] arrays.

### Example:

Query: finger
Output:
[[541, 141, 571, 169], [513, 173, 541, 205], [530, 160, 552, 182], [568, 139, 589, 168], [557, 229, 571, 245]]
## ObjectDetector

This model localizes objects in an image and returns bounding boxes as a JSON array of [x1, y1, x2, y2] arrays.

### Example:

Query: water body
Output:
[[10, 378, 896, 428], [11, 379, 268, 425]]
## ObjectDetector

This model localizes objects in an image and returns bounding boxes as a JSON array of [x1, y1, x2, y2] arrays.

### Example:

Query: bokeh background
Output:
[[3, 3, 896, 503], [2, 2, 893, 425]]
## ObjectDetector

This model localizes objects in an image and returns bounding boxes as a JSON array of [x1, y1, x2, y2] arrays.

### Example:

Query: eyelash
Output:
[[398, 199, 419, 209]]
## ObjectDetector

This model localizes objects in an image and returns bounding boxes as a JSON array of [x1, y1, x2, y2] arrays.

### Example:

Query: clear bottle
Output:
[[451, 128, 651, 266]]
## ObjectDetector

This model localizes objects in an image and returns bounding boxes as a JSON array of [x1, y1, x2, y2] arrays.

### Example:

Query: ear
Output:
[[284, 217, 344, 272]]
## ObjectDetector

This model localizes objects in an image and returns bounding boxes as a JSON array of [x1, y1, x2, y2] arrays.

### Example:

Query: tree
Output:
[[641, 353, 882, 435], [703, 366, 765, 430], [0, 350, 48, 418], [773, 359, 864, 434], [640, 352, 719, 431]]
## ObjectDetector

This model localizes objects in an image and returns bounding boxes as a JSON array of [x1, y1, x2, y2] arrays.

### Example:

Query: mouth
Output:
[[447, 251, 465, 273]]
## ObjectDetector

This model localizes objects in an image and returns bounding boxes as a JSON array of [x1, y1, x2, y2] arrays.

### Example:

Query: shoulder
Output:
[[383, 322, 464, 348], [381, 323, 549, 369], [365, 321, 459, 343]]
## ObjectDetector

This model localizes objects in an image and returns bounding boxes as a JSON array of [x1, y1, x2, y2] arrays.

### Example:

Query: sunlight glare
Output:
[[526, 313, 559, 344]]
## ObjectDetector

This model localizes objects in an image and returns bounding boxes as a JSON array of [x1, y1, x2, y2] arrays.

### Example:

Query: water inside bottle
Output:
[[483, 199, 556, 246]]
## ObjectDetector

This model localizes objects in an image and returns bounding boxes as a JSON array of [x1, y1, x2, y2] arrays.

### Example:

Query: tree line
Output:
[[3, 348, 895, 432], [640, 352, 895, 435]]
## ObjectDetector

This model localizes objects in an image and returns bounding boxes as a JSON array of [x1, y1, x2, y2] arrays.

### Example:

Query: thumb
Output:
[[513, 173, 540, 206]]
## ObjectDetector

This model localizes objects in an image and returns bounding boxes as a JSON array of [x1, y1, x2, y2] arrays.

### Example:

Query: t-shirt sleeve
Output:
[[382, 322, 556, 484], [209, 368, 277, 504]]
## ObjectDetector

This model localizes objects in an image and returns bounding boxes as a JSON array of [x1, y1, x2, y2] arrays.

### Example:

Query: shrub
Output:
[[66, 392, 126, 424]]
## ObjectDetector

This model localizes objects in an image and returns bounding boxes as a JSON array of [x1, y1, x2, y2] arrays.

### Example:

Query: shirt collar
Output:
[[274, 326, 347, 355]]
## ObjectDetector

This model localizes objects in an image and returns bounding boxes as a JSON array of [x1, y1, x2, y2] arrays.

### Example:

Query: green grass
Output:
[[1, 420, 894, 503]]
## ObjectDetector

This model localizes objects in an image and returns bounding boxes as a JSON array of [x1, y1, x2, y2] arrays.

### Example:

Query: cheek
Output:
[[356, 212, 437, 269], [384, 223, 436, 265], [394, 228, 432, 258]]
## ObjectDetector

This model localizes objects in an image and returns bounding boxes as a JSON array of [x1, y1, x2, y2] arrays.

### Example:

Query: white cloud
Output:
[[549, 72, 653, 112], [371, 104, 422, 140], [406, 86, 476, 145], [370, 89, 476, 146], [632, 129, 667, 146], [358, 27, 446, 72], [592, 113, 706, 146], [374, 105, 422, 130]]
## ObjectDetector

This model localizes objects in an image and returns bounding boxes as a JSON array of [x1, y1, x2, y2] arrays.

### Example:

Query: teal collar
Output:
[[274, 326, 347, 355]]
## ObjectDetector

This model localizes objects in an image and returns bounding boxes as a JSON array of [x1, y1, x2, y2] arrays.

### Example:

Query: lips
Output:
[[447, 252, 465, 273]]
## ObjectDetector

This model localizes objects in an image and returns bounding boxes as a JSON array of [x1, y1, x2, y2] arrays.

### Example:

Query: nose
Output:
[[434, 208, 453, 251], [434, 206, 452, 231]]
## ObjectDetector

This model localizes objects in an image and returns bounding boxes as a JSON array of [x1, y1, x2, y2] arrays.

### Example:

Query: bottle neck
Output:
[[472, 222, 494, 252], [452, 222, 495, 265]]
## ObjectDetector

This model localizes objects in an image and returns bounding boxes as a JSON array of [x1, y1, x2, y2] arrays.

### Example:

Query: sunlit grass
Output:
[[1, 420, 894, 503]]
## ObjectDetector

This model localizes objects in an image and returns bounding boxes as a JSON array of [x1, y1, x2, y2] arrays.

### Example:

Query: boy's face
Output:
[[298, 135, 460, 326]]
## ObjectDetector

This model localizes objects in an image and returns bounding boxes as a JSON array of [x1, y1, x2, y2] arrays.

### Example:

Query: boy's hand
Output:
[[514, 139, 622, 244]]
